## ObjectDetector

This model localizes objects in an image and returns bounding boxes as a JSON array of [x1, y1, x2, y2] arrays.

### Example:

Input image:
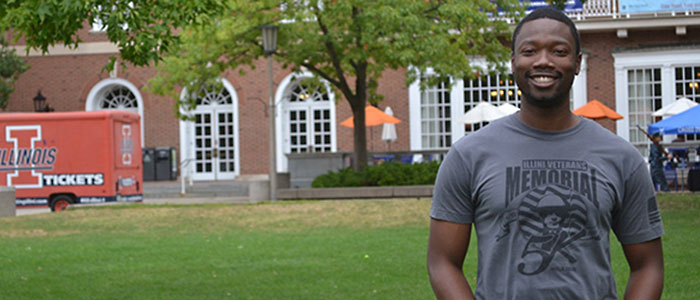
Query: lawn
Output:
[[0, 193, 697, 299]]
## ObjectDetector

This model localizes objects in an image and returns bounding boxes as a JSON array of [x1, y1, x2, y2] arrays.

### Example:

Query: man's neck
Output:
[[518, 101, 580, 131]]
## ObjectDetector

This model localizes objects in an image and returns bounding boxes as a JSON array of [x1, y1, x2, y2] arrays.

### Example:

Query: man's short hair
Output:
[[652, 132, 661, 138], [511, 7, 581, 55]]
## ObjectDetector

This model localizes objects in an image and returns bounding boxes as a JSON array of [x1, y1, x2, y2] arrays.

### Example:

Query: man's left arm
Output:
[[622, 238, 664, 300]]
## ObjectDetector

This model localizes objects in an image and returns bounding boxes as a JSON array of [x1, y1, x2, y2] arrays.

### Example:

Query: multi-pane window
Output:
[[194, 114, 213, 173], [197, 86, 233, 105], [675, 66, 700, 141], [217, 112, 236, 172], [289, 110, 308, 153], [463, 74, 521, 133], [285, 82, 332, 153], [312, 109, 332, 152], [421, 79, 452, 149], [100, 86, 138, 110], [628, 68, 662, 157]]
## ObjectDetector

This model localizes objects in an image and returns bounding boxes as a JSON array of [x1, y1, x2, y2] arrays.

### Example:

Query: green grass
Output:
[[0, 194, 698, 299]]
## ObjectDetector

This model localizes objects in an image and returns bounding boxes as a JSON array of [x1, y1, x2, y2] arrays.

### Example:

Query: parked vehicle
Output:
[[0, 111, 143, 211]]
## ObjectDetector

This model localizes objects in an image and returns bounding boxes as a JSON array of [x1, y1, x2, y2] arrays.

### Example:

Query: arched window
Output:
[[86, 78, 144, 145]]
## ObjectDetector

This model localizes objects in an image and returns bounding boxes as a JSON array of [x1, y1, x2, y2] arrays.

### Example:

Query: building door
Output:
[[182, 82, 240, 181], [192, 109, 236, 180]]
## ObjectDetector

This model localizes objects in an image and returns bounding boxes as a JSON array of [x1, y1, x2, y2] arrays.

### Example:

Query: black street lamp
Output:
[[262, 24, 279, 201], [33, 90, 54, 112]]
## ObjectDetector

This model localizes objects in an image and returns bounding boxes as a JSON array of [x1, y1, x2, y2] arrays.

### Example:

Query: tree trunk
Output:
[[351, 97, 368, 171]]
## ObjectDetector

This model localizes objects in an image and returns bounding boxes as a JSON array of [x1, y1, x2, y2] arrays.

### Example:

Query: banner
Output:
[[620, 0, 700, 13]]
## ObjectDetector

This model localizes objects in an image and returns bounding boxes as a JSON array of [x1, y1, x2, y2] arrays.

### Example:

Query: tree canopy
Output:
[[0, 37, 29, 109], [2, 0, 582, 169]]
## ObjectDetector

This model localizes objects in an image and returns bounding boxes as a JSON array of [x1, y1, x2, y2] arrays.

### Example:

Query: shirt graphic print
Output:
[[497, 159, 602, 276]]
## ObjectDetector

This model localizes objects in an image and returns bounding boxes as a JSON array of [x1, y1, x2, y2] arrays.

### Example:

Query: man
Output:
[[427, 7, 664, 300], [649, 132, 672, 192]]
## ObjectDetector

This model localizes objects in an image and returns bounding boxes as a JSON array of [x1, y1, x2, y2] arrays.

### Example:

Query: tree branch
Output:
[[314, 6, 354, 98], [301, 63, 353, 98]]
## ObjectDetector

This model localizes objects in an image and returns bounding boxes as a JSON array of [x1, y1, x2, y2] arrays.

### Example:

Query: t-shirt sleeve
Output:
[[430, 147, 474, 224], [612, 162, 665, 245]]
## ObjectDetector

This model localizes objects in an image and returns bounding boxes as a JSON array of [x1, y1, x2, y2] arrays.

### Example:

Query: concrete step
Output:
[[143, 179, 250, 199]]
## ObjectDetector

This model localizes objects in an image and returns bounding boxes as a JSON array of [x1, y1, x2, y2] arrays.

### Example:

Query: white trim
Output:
[[408, 72, 422, 151], [85, 78, 145, 146], [275, 72, 337, 173], [178, 79, 241, 181], [572, 54, 588, 110], [575, 15, 700, 32], [613, 48, 700, 141], [12, 42, 119, 57]]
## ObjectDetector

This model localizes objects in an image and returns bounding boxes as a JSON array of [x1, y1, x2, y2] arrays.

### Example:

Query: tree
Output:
[[2, 0, 580, 170], [0, 36, 29, 109], [148, 0, 526, 170]]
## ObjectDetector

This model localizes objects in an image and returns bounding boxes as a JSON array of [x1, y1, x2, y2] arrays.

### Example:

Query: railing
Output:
[[567, 0, 697, 20], [572, 0, 618, 19]]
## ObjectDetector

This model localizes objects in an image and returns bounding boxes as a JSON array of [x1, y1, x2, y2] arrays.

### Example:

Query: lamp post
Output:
[[32, 90, 54, 112], [262, 25, 278, 201]]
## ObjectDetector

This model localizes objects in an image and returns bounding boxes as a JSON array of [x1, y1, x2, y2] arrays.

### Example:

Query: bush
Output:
[[311, 161, 441, 188]]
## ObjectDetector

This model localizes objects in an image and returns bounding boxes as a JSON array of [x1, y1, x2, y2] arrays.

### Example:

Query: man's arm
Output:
[[427, 218, 474, 300], [622, 238, 664, 300]]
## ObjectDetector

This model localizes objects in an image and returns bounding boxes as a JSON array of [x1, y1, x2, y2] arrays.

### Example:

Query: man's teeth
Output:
[[534, 76, 553, 83]]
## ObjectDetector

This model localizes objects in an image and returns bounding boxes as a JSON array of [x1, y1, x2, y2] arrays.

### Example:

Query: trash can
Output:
[[155, 147, 177, 181], [142, 148, 156, 181]]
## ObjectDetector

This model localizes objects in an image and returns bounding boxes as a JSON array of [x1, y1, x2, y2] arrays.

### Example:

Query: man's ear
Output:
[[511, 52, 515, 71]]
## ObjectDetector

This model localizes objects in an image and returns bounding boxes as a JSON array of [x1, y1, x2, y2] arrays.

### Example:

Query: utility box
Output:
[[0, 187, 15, 217], [142, 148, 156, 181], [155, 147, 177, 181]]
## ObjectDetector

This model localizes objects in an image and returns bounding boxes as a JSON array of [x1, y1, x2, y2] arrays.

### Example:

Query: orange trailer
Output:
[[0, 111, 143, 211]]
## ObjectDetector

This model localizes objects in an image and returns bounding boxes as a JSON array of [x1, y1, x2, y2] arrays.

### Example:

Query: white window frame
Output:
[[275, 72, 337, 173], [178, 78, 241, 181], [409, 56, 587, 150], [613, 48, 700, 142]]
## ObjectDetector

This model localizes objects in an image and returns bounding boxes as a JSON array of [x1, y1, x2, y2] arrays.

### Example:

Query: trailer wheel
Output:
[[50, 195, 73, 212]]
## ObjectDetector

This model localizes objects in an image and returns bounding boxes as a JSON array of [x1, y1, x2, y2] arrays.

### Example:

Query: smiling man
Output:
[[427, 7, 664, 300]]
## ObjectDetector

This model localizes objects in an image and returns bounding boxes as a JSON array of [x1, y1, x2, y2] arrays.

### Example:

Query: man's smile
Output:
[[528, 73, 559, 88]]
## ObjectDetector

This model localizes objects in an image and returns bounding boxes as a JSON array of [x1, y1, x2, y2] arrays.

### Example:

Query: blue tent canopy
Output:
[[648, 104, 700, 135]]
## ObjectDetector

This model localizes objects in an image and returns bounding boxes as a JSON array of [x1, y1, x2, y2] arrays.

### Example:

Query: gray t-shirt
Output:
[[431, 114, 664, 300]]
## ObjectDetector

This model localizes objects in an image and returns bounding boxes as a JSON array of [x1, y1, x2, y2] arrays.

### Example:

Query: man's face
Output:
[[511, 18, 581, 108]]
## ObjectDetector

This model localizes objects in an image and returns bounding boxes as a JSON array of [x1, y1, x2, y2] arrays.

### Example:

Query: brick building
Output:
[[7, 1, 700, 182]]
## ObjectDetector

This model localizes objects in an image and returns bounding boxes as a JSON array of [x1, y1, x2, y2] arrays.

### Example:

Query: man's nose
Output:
[[533, 51, 554, 68]]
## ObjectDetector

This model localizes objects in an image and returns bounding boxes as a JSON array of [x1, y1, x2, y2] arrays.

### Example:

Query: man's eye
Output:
[[553, 49, 568, 55], [520, 49, 535, 54]]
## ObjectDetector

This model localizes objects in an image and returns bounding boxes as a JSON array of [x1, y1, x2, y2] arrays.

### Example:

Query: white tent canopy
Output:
[[497, 103, 520, 115], [652, 97, 698, 117], [458, 102, 508, 124]]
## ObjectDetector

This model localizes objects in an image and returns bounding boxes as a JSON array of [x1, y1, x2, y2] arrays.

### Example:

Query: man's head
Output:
[[511, 7, 582, 109], [512, 7, 581, 56], [652, 132, 662, 141]]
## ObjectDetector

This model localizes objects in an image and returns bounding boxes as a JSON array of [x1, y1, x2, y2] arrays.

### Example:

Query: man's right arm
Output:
[[427, 218, 474, 300]]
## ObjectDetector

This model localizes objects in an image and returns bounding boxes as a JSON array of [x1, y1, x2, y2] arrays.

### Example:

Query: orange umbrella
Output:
[[572, 99, 623, 120], [340, 105, 401, 128]]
